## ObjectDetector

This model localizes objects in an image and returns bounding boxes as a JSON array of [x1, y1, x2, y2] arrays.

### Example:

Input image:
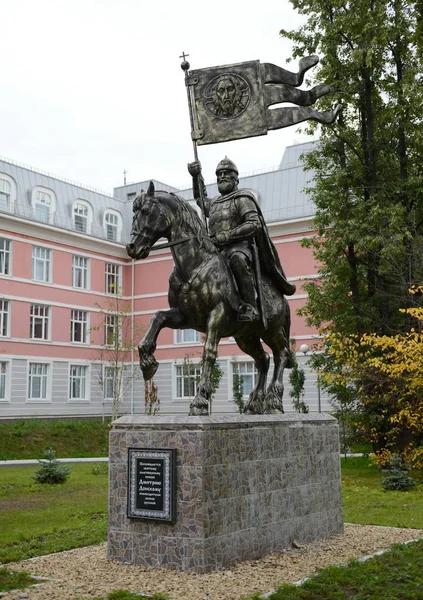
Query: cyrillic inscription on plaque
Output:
[[127, 448, 176, 523]]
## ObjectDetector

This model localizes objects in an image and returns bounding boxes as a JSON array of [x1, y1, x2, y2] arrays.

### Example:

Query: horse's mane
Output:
[[156, 190, 217, 254]]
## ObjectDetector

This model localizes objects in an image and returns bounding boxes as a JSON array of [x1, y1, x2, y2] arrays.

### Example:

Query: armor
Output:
[[189, 158, 296, 321], [209, 196, 239, 236]]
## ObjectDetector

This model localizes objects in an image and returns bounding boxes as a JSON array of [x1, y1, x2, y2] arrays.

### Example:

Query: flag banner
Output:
[[187, 59, 339, 146], [189, 61, 266, 145]]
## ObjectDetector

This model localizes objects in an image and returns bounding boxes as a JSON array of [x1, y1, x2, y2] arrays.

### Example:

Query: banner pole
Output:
[[180, 53, 208, 233]]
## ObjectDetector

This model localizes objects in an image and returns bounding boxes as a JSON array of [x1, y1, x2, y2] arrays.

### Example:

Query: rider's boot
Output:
[[230, 254, 261, 322]]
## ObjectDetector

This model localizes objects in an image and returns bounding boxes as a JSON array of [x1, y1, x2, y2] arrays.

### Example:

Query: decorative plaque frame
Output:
[[127, 447, 176, 523]]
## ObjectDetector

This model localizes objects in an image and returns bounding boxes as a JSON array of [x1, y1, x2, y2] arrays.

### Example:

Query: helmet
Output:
[[216, 156, 238, 175]]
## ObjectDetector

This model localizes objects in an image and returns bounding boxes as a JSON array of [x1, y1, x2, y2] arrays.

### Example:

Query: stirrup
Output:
[[238, 304, 260, 322]]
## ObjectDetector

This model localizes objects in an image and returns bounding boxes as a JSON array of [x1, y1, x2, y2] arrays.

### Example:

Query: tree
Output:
[[34, 448, 71, 484], [90, 291, 142, 421], [281, 0, 423, 455], [232, 372, 245, 414], [144, 379, 160, 415], [288, 353, 309, 414], [323, 294, 423, 468]]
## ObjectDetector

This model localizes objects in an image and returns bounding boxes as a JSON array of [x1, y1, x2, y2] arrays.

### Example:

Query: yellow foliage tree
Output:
[[322, 289, 423, 469]]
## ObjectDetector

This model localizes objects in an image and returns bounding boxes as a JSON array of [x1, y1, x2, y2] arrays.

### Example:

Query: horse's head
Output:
[[126, 181, 169, 259]]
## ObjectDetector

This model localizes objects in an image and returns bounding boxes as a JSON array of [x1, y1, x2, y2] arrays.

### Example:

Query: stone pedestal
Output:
[[108, 414, 343, 572]]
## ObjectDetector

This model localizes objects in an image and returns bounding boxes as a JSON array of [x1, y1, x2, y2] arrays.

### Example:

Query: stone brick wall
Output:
[[108, 414, 343, 572]]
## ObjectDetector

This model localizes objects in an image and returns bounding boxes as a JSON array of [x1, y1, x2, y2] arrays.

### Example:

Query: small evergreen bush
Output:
[[232, 372, 245, 414], [34, 448, 71, 484], [381, 456, 417, 491], [289, 357, 309, 413]]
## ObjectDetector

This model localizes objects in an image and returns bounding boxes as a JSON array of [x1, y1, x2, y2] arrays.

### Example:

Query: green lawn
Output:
[[0, 419, 110, 461], [341, 457, 423, 529], [246, 538, 423, 600], [0, 462, 108, 563], [0, 567, 39, 592], [1, 455, 422, 599]]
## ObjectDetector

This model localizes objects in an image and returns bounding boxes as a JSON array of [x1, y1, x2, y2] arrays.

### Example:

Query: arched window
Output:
[[72, 200, 93, 234], [103, 210, 123, 242], [0, 174, 17, 212], [0, 180, 11, 211], [31, 187, 56, 224]]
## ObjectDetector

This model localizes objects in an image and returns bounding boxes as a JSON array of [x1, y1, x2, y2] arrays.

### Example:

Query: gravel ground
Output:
[[4, 524, 423, 600]]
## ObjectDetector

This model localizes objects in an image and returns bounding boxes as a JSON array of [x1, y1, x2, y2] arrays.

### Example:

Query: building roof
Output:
[[0, 141, 317, 243], [116, 141, 318, 223]]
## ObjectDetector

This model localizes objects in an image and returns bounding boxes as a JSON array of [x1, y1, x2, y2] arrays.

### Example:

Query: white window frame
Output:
[[174, 362, 202, 399], [72, 255, 89, 289], [175, 329, 201, 344], [30, 304, 50, 341], [0, 299, 10, 337], [103, 210, 123, 242], [0, 238, 11, 276], [232, 361, 258, 397], [70, 310, 89, 344], [72, 200, 93, 234], [32, 246, 52, 282], [31, 186, 56, 224], [0, 173, 17, 212], [68, 364, 90, 403], [27, 361, 52, 403], [104, 314, 120, 346], [105, 263, 121, 295], [0, 359, 11, 402], [103, 365, 120, 401]]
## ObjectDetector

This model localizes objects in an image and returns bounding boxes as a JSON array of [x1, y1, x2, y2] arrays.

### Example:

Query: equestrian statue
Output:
[[126, 52, 340, 415], [126, 159, 295, 416]]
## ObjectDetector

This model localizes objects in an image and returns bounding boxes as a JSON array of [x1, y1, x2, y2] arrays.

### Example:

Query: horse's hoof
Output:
[[243, 392, 265, 415], [140, 356, 158, 381], [243, 403, 264, 416], [264, 407, 284, 415], [188, 403, 209, 416]]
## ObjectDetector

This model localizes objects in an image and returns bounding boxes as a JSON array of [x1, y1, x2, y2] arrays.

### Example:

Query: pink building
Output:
[[0, 142, 329, 419]]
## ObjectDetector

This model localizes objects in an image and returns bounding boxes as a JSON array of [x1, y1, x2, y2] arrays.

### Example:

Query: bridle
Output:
[[132, 198, 194, 251]]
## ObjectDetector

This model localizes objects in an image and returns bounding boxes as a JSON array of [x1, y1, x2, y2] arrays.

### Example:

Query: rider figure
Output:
[[188, 157, 296, 322]]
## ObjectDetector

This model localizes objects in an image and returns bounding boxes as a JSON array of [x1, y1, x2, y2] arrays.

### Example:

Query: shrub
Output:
[[381, 456, 417, 492], [91, 463, 108, 476], [34, 448, 71, 484]]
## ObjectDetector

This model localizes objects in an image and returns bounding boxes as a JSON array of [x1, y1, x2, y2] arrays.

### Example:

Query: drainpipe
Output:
[[131, 259, 135, 415]]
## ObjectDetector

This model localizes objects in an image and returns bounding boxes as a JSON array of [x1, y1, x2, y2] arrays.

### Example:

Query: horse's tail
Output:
[[282, 298, 295, 368]]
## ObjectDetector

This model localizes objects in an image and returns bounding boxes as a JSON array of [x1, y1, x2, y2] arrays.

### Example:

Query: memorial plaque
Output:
[[127, 448, 176, 523]]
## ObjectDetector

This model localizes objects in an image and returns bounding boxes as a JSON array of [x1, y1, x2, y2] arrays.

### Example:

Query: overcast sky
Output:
[[0, 0, 316, 194]]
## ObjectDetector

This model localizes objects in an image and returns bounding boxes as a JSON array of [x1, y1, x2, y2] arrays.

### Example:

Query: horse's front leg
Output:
[[139, 309, 187, 381], [189, 306, 224, 416]]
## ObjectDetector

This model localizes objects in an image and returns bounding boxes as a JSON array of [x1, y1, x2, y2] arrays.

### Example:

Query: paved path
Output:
[[0, 454, 366, 467], [0, 457, 108, 467]]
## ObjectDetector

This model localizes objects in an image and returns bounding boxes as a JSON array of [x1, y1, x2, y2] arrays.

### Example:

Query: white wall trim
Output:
[[0, 213, 128, 257], [2, 337, 107, 350], [4, 293, 113, 312]]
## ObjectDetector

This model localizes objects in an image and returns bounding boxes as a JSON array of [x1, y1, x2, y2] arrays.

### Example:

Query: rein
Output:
[[150, 236, 194, 251]]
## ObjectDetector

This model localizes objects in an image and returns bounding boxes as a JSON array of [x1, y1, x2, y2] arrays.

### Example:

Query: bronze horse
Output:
[[126, 181, 294, 416]]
